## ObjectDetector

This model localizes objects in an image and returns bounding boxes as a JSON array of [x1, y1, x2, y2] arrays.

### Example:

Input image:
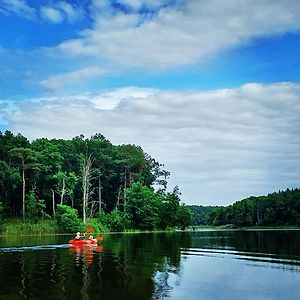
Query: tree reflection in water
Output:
[[9, 232, 300, 299], [69, 244, 105, 300], [66, 232, 189, 299], [69, 245, 104, 266]]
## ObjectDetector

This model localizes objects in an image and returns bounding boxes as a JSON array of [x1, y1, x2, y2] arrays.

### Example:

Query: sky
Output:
[[0, 0, 300, 206]]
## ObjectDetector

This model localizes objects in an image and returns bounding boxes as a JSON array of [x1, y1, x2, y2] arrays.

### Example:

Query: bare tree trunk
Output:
[[256, 200, 261, 224], [98, 174, 102, 212], [22, 167, 25, 220], [51, 189, 55, 219], [82, 155, 93, 224], [123, 168, 127, 207], [60, 177, 65, 204], [116, 185, 122, 210], [89, 201, 95, 219], [82, 169, 88, 224]]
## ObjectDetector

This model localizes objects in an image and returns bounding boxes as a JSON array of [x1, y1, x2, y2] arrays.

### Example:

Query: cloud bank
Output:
[[2, 1, 300, 94], [58, 0, 300, 68], [3, 82, 300, 205], [0, 0, 84, 23]]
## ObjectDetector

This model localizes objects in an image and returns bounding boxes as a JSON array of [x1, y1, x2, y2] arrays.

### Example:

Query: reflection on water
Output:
[[0, 231, 299, 299], [181, 247, 300, 274], [69, 245, 104, 266]]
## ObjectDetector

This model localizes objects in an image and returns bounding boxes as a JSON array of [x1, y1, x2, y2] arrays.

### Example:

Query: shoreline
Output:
[[1, 226, 300, 237]]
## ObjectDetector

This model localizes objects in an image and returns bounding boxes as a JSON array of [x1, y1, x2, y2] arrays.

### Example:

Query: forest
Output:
[[0, 131, 191, 233], [189, 188, 300, 227], [1, 130, 298, 234]]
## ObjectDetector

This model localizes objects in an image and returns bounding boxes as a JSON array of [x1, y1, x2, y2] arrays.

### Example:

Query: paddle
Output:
[[84, 226, 103, 241], [85, 226, 93, 234], [82, 226, 93, 237]]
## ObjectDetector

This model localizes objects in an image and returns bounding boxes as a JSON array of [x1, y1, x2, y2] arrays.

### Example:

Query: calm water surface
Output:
[[0, 230, 300, 299]]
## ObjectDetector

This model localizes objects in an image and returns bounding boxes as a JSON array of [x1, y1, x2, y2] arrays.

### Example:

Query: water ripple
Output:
[[0, 244, 71, 253], [181, 247, 300, 270]]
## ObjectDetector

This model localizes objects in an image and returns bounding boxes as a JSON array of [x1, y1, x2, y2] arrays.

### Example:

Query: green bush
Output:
[[107, 210, 125, 232], [26, 190, 46, 223], [56, 204, 81, 233], [96, 210, 125, 232], [97, 210, 110, 231], [85, 217, 108, 233]]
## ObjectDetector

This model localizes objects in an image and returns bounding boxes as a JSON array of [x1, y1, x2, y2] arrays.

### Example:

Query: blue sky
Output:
[[1, 0, 300, 205]]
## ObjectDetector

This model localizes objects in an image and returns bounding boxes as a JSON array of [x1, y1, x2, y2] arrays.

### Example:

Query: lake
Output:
[[0, 230, 299, 299]]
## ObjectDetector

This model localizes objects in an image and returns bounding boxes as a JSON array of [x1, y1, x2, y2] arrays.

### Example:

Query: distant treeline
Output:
[[0, 131, 191, 232], [189, 188, 300, 227], [187, 205, 217, 225]]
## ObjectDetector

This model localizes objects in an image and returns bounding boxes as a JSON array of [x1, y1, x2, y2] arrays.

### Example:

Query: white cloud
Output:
[[56, 0, 300, 68], [40, 1, 84, 24], [3, 82, 300, 205], [0, 0, 35, 19], [40, 6, 64, 24], [117, 0, 169, 10], [39, 67, 107, 91], [0, 0, 84, 23], [89, 87, 157, 109], [57, 1, 83, 22], [0, 100, 18, 126]]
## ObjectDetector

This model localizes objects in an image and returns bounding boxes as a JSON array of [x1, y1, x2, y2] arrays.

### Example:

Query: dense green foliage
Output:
[[106, 210, 126, 232], [56, 204, 81, 233], [125, 182, 161, 230], [124, 183, 192, 230], [0, 131, 191, 232], [96, 210, 126, 232], [26, 190, 46, 223], [177, 204, 192, 230], [188, 205, 217, 225], [190, 188, 300, 227], [0, 131, 162, 217]]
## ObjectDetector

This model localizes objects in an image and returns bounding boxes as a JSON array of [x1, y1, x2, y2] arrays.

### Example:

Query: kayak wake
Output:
[[0, 244, 71, 253]]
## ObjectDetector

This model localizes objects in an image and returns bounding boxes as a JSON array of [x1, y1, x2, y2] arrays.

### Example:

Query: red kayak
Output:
[[69, 239, 97, 246]]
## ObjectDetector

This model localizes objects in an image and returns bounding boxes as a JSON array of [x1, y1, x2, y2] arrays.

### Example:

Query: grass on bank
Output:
[[0, 218, 59, 236], [0, 218, 179, 236], [1, 219, 300, 237]]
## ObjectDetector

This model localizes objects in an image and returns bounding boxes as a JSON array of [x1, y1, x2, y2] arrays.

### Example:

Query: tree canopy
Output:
[[0, 131, 191, 231], [189, 188, 300, 227]]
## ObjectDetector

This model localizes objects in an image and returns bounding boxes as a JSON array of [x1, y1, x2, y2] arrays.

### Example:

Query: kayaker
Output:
[[74, 232, 86, 240], [88, 235, 97, 243]]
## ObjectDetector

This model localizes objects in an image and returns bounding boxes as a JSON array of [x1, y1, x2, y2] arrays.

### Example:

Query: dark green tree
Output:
[[0, 160, 20, 216], [177, 204, 192, 229], [9, 148, 39, 219], [125, 182, 161, 230], [159, 188, 181, 229]]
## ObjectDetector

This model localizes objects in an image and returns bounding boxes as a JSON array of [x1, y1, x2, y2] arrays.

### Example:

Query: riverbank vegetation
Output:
[[0, 131, 191, 234], [189, 188, 300, 228], [1, 131, 299, 235]]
